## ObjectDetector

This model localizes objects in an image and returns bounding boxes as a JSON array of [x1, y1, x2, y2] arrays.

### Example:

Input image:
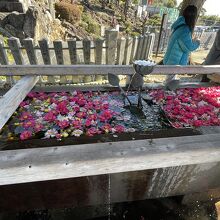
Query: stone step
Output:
[[0, 2, 24, 13]]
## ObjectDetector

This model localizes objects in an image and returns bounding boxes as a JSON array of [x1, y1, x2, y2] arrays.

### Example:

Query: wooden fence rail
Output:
[[0, 30, 155, 87]]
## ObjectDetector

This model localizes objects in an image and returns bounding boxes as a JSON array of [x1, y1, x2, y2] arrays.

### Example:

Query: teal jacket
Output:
[[163, 16, 200, 65]]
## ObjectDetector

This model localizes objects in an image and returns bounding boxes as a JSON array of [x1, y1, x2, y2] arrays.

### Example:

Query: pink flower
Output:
[[101, 124, 112, 133], [35, 123, 44, 132], [57, 120, 69, 129], [114, 125, 125, 133], [76, 112, 87, 118], [20, 130, 32, 140], [56, 101, 68, 115], [193, 120, 203, 127], [72, 119, 82, 129], [77, 99, 86, 107], [23, 120, 35, 129], [20, 112, 33, 121], [86, 127, 100, 136], [44, 111, 56, 122], [85, 119, 92, 127]]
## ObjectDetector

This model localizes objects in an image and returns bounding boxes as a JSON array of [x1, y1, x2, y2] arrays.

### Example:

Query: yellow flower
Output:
[[61, 132, 69, 138]]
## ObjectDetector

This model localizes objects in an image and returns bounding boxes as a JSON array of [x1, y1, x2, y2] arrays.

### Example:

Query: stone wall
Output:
[[0, 0, 65, 43], [0, 0, 31, 13]]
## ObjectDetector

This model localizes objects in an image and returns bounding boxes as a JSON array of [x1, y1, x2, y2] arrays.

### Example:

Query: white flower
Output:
[[36, 111, 43, 117], [49, 103, 57, 110], [45, 129, 58, 138], [57, 114, 67, 121], [72, 129, 83, 137], [126, 128, 136, 132], [134, 60, 155, 66]]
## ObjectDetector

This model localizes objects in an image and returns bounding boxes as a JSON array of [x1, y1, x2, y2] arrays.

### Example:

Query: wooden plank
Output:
[[135, 35, 144, 60], [95, 39, 104, 64], [130, 36, 138, 63], [38, 39, 54, 83], [0, 76, 39, 131], [0, 41, 8, 65], [146, 33, 155, 59], [123, 37, 133, 65], [53, 40, 66, 84], [116, 37, 126, 65], [83, 40, 92, 83], [67, 39, 78, 83], [8, 37, 24, 65], [0, 65, 219, 76], [140, 34, 149, 60], [0, 40, 11, 85], [22, 38, 38, 65], [7, 37, 24, 83], [23, 38, 42, 84], [105, 29, 118, 65], [1, 133, 220, 185], [94, 38, 104, 81], [67, 39, 77, 64]]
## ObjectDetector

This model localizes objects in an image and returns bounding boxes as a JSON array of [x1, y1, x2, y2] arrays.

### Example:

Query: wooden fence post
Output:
[[130, 36, 138, 63], [8, 37, 24, 83], [105, 29, 118, 65], [53, 40, 66, 84], [38, 38, 53, 84], [83, 39, 92, 83], [94, 38, 104, 81], [0, 40, 10, 86], [67, 39, 79, 84], [116, 37, 126, 65]]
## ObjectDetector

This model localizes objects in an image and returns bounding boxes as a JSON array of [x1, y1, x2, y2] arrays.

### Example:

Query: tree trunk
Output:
[[202, 30, 220, 82], [180, 0, 206, 16]]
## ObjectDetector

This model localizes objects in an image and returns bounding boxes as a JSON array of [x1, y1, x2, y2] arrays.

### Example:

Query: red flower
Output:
[[35, 123, 44, 132], [86, 127, 99, 136], [72, 119, 82, 129], [56, 102, 68, 115], [57, 120, 69, 129], [20, 130, 32, 140], [193, 120, 203, 127], [20, 112, 33, 121], [23, 120, 35, 129], [101, 124, 112, 133], [114, 125, 125, 133], [44, 111, 56, 122]]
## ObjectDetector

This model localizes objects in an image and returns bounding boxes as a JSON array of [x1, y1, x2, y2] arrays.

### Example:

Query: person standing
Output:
[[163, 5, 200, 83]]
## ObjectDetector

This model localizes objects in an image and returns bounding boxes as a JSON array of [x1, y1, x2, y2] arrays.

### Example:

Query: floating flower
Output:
[[56, 101, 68, 115], [20, 130, 32, 140], [72, 129, 83, 137], [86, 127, 100, 136], [45, 129, 58, 138], [20, 112, 33, 121], [57, 120, 69, 129], [44, 111, 56, 122]]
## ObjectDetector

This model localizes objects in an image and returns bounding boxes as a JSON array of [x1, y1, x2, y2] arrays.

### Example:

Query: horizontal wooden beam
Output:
[[0, 76, 39, 130], [0, 65, 219, 76], [1, 133, 220, 185]]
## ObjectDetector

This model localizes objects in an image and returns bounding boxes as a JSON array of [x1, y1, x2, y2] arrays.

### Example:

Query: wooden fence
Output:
[[0, 30, 155, 87]]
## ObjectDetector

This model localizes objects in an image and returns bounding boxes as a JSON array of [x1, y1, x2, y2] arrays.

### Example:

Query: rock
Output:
[[45, 10, 53, 22], [4, 24, 25, 39], [0, 2, 25, 13], [23, 6, 38, 38], [2, 11, 25, 30]]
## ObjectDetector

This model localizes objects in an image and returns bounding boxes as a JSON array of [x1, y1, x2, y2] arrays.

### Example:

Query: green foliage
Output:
[[198, 15, 220, 26], [146, 14, 161, 26], [153, 0, 177, 8], [82, 12, 100, 36]]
